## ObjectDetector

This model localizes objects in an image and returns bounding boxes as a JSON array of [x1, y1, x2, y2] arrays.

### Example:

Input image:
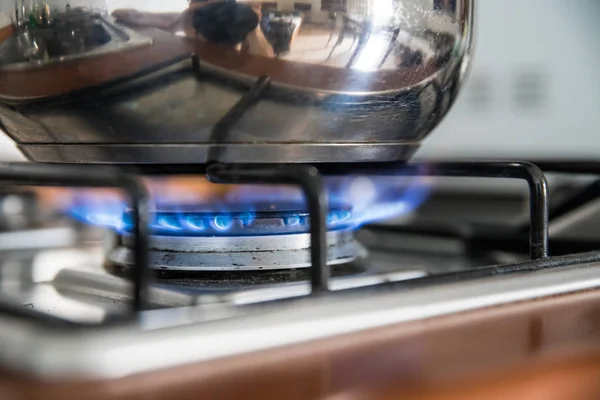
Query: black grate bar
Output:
[[206, 163, 329, 294], [319, 161, 549, 259], [532, 161, 600, 225], [532, 161, 600, 175], [421, 162, 549, 259], [206, 75, 272, 163], [0, 163, 150, 313]]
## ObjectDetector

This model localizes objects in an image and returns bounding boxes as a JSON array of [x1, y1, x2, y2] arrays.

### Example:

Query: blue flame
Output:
[[69, 195, 127, 232], [184, 217, 206, 231], [212, 216, 233, 231], [68, 168, 432, 236], [156, 215, 183, 231], [239, 212, 253, 227], [286, 216, 300, 227], [337, 174, 432, 228]]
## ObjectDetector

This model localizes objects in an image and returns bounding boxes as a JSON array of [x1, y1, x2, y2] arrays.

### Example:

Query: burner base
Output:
[[109, 230, 366, 271], [108, 262, 366, 290]]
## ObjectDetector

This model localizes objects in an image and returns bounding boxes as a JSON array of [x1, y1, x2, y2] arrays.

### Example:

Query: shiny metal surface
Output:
[[0, 240, 425, 324], [0, 226, 78, 250], [0, 0, 474, 164], [111, 230, 366, 270], [0, 260, 599, 379]]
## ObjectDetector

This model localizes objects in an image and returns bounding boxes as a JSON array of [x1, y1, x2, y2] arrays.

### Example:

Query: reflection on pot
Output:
[[0, 0, 473, 165]]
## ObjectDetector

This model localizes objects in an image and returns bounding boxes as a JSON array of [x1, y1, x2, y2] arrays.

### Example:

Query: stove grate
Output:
[[0, 66, 597, 327], [0, 158, 556, 326]]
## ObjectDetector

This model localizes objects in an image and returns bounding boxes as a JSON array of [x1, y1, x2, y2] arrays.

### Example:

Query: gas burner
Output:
[[109, 202, 366, 271], [109, 230, 365, 271]]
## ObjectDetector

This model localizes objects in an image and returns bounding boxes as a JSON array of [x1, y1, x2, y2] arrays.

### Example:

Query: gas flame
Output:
[[38, 169, 433, 236]]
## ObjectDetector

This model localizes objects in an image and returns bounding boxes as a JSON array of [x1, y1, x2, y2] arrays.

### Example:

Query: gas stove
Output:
[[1, 0, 600, 397], [0, 159, 600, 384]]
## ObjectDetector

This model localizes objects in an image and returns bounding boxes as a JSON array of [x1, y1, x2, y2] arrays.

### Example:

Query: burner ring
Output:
[[109, 230, 366, 271], [121, 230, 351, 252]]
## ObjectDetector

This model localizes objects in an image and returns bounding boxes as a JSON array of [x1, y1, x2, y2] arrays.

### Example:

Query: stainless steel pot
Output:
[[0, 0, 474, 164]]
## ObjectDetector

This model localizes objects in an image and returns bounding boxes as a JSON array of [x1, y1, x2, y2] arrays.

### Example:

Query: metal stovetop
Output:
[[0, 160, 599, 381]]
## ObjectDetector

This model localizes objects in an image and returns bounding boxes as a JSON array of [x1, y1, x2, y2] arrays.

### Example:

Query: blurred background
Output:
[[416, 0, 600, 161]]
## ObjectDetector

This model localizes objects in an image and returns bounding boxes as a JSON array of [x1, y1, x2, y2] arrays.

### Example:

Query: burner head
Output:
[[109, 229, 366, 272], [71, 173, 431, 271], [122, 202, 353, 236], [110, 202, 365, 271]]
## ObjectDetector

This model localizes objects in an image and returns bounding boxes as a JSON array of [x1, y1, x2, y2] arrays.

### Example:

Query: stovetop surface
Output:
[[0, 162, 599, 380], [0, 174, 592, 324], [0, 224, 432, 323]]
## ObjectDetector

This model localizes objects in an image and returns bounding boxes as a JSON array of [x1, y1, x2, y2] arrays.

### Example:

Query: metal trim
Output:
[[0, 261, 599, 379]]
